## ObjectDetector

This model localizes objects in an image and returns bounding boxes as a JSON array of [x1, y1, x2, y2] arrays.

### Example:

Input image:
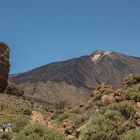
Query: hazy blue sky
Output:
[[0, 0, 140, 73]]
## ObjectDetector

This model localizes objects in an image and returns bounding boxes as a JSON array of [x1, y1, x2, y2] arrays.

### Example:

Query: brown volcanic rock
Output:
[[0, 42, 10, 92], [5, 83, 24, 97]]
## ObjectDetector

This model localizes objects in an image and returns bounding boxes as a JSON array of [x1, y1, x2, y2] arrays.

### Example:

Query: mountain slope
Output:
[[9, 50, 140, 106]]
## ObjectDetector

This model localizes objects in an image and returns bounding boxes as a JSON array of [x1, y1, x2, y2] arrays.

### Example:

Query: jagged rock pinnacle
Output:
[[0, 42, 10, 92]]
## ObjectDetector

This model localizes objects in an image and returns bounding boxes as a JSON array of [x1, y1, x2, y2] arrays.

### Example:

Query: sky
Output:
[[0, 0, 140, 74]]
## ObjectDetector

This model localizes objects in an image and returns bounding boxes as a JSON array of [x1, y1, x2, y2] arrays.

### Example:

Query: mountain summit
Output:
[[10, 51, 140, 106], [91, 50, 110, 62]]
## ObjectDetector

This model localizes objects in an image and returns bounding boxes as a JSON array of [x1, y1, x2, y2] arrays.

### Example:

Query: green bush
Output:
[[120, 128, 140, 140], [23, 109, 32, 116], [124, 74, 140, 86], [125, 91, 140, 102], [0, 132, 13, 140], [80, 114, 123, 140], [108, 101, 136, 119], [105, 110, 124, 122], [15, 124, 67, 140]]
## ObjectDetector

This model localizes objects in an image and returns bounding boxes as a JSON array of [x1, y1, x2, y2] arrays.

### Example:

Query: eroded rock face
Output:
[[0, 42, 10, 92]]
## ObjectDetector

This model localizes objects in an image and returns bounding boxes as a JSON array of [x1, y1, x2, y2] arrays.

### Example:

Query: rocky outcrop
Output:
[[0, 42, 10, 92], [5, 83, 24, 97]]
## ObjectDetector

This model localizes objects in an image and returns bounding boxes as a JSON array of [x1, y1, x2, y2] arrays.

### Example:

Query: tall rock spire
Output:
[[0, 42, 10, 92]]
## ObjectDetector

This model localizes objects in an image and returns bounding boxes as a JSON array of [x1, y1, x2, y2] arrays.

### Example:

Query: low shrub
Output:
[[80, 114, 123, 140], [108, 101, 136, 119], [123, 74, 140, 86], [120, 128, 140, 140], [105, 110, 124, 122], [125, 91, 140, 102], [15, 124, 67, 140], [23, 109, 32, 116], [0, 132, 13, 140]]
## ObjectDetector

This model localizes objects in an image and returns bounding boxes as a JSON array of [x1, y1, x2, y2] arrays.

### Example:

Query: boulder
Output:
[[5, 83, 24, 97], [62, 120, 74, 128], [101, 94, 114, 103], [0, 42, 10, 92]]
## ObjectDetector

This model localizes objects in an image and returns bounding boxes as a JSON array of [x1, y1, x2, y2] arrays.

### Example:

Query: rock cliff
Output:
[[0, 42, 10, 92]]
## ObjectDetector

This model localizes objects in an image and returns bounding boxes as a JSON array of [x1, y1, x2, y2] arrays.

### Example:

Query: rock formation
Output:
[[0, 42, 10, 92], [5, 83, 24, 97]]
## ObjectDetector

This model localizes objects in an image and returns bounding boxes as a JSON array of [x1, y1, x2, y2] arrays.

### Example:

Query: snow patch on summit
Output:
[[91, 54, 102, 62], [91, 51, 111, 62]]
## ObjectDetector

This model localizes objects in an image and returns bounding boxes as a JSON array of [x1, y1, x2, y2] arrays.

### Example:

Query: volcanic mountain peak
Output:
[[91, 50, 111, 62], [10, 50, 140, 107]]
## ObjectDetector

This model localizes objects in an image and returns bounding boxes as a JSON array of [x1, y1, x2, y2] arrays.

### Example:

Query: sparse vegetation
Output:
[[1, 74, 140, 140], [12, 119, 28, 133], [55, 100, 67, 110], [53, 112, 77, 125]]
